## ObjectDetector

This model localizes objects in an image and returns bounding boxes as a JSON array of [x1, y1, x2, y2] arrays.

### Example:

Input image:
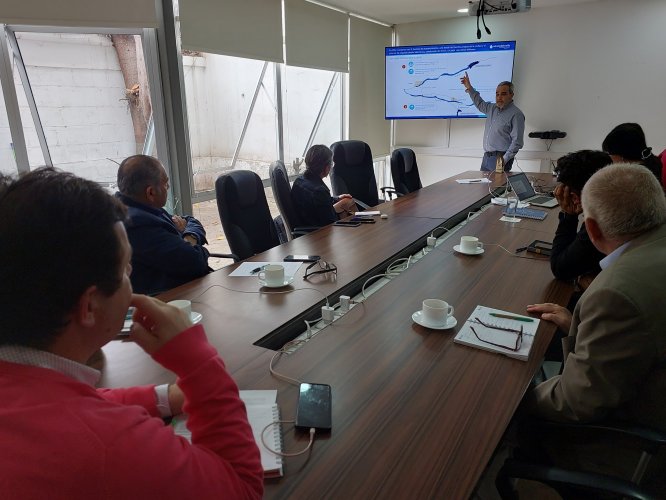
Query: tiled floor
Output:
[[192, 187, 280, 270]]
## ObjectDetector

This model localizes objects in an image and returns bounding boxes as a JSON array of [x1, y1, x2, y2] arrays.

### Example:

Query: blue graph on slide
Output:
[[402, 61, 479, 108], [385, 41, 516, 119]]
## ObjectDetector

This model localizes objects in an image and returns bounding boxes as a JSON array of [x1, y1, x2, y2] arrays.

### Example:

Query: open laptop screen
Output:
[[508, 173, 536, 201]]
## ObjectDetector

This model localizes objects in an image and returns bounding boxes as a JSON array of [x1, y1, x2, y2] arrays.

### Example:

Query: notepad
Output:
[[171, 389, 283, 478], [454, 305, 540, 361], [502, 207, 548, 220]]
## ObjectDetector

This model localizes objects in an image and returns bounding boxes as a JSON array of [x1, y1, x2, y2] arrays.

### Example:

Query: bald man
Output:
[[116, 155, 210, 295]]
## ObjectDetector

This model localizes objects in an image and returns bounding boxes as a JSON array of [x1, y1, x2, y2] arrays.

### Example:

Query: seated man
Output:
[[526, 164, 666, 430], [291, 144, 357, 227], [116, 154, 210, 295], [0, 168, 262, 498], [550, 150, 612, 284]]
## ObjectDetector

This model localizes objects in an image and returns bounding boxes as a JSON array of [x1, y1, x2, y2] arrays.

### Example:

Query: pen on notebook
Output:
[[489, 313, 534, 322], [250, 265, 265, 274], [468, 179, 484, 183]]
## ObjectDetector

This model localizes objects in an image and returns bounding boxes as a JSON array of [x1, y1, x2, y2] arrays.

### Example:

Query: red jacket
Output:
[[0, 325, 263, 499]]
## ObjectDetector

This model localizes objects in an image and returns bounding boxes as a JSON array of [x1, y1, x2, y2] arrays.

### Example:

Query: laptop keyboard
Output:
[[529, 196, 555, 204]]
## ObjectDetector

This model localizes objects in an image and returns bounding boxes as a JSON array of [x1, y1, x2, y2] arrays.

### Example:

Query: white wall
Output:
[[182, 52, 342, 188], [394, 0, 666, 184], [2, 33, 136, 182]]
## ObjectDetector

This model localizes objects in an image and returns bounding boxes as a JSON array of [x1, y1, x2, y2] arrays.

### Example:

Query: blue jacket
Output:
[[116, 193, 210, 295]]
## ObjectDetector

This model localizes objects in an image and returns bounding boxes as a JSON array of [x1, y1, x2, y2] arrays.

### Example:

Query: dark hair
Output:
[[117, 154, 163, 198], [554, 150, 612, 193], [304, 145, 333, 180], [602, 123, 651, 161], [0, 168, 127, 349]]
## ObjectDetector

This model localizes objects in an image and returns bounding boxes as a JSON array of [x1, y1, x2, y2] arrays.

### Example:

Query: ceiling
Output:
[[318, 0, 601, 25]]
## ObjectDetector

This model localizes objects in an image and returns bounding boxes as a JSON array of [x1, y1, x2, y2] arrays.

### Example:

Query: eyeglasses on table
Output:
[[470, 316, 524, 352], [303, 260, 338, 280]]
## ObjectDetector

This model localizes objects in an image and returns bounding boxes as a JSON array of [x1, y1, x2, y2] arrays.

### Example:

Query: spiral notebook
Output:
[[171, 390, 283, 478], [454, 305, 540, 361]]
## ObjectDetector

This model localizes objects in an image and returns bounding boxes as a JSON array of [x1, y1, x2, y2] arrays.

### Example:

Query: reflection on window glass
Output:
[[14, 32, 153, 184], [283, 65, 342, 176], [182, 52, 278, 193]]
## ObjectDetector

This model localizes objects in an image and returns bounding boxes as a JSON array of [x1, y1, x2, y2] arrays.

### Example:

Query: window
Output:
[[7, 30, 160, 184]]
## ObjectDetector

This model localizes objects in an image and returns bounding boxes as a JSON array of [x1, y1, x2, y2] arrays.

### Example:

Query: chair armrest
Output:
[[496, 458, 658, 500], [209, 252, 240, 262], [536, 420, 666, 449]]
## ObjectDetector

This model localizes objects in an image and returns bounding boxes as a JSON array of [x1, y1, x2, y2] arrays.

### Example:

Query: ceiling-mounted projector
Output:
[[468, 0, 531, 16]]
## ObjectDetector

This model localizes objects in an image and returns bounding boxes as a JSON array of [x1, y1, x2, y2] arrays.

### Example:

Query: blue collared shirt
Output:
[[599, 240, 632, 270], [468, 87, 525, 163]]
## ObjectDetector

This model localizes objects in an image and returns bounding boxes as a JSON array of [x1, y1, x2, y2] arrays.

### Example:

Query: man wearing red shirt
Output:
[[0, 168, 263, 499]]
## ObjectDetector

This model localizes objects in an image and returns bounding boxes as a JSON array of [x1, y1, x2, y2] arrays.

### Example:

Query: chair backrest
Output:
[[330, 140, 379, 207], [269, 160, 300, 241], [215, 170, 280, 260], [390, 148, 422, 195]]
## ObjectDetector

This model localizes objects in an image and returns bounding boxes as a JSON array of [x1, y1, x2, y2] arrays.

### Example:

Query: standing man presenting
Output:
[[460, 72, 525, 172]]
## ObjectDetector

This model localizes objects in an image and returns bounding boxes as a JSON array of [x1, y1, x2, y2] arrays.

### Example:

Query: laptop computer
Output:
[[507, 173, 559, 208]]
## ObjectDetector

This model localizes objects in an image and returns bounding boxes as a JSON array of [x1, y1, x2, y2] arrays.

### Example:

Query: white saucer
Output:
[[453, 245, 484, 256], [121, 311, 202, 334], [259, 276, 295, 288], [412, 311, 458, 330]]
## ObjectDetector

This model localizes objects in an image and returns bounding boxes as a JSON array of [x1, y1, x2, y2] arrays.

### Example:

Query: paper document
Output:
[[454, 305, 540, 361], [229, 261, 303, 277], [355, 211, 381, 217], [457, 178, 491, 184]]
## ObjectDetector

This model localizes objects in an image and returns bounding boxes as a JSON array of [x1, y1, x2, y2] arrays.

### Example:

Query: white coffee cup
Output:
[[258, 264, 285, 286], [460, 236, 484, 254], [421, 299, 454, 326], [168, 299, 192, 317]]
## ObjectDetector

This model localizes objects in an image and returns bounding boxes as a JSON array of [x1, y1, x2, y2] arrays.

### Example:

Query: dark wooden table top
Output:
[[100, 171, 571, 498]]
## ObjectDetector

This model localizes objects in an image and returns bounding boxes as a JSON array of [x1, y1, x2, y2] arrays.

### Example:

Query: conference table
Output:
[[100, 171, 572, 499]]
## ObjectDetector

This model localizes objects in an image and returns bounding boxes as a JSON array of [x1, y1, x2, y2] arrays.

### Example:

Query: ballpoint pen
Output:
[[489, 312, 534, 322], [250, 265, 266, 274]]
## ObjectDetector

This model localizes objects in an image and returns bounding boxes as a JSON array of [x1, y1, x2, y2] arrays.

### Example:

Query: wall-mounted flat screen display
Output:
[[385, 41, 516, 119]]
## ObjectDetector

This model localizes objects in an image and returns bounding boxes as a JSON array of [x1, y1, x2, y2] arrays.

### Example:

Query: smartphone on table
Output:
[[284, 255, 321, 262], [295, 382, 332, 432], [333, 221, 361, 227]]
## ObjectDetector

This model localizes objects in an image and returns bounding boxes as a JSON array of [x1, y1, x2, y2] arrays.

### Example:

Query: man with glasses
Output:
[[460, 73, 525, 172], [117, 154, 210, 295]]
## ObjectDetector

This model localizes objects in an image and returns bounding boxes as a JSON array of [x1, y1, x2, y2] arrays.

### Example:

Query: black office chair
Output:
[[215, 170, 281, 261], [496, 420, 666, 500], [330, 140, 381, 208], [268, 160, 319, 241], [390, 148, 422, 197]]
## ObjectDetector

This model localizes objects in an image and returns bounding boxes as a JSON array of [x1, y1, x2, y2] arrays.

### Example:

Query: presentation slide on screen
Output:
[[385, 41, 516, 119]]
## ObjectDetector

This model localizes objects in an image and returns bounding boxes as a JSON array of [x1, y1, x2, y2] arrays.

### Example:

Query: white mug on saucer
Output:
[[168, 299, 192, 322], [421, 299, 454, 326], [258, 264, 285, 286], [460, 236, 484, 254]]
